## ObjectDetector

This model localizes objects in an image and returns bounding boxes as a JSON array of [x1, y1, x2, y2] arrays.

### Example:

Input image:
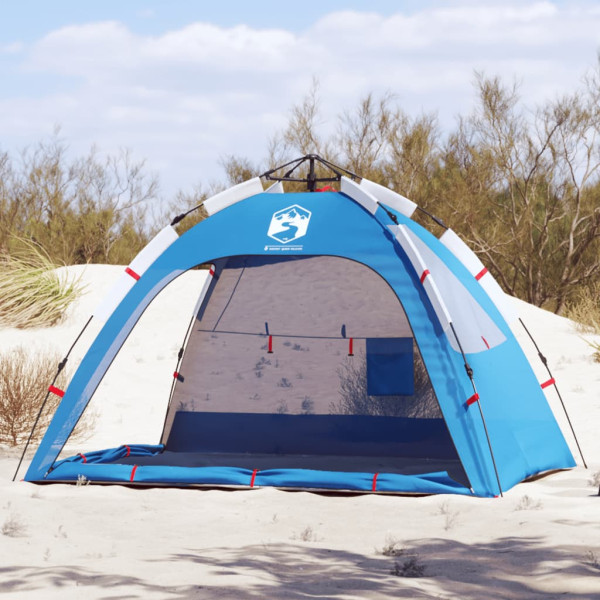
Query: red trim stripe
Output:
[[130, 465, 138, 482], [348, 338, 354, 356], [250, 469, 258, 488], [78, 453, 87, 463], [267, 335, 273, 353], [125, 445, 131, 458], [481, 336, 490, 349], [475, 267, 488, 281], [420, 269, 430, 284], [541, 378, 555, 389], [372, 473, 379, 492], [48, 385, 65, 398], [125, 267, 141, 281], [466, 393, 480, 407]]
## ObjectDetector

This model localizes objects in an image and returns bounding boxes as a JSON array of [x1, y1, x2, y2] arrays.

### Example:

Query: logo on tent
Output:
[[267, 205, 312, 244]]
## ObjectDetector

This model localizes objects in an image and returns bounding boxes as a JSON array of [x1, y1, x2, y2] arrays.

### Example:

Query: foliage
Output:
[[0, 134, 158, 265], [0, 238, 82, 328], [565, 282, 600, 334]]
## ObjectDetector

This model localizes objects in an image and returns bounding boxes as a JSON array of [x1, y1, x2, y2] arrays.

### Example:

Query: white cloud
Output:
[[2, 2, 600, 198], [1, 41, 25, 55]]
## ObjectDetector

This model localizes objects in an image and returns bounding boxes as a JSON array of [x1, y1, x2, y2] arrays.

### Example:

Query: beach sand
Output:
[[1, 264, 599, 599]]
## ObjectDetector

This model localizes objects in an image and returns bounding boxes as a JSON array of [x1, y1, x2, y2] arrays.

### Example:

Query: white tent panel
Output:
[[393, 225, 452, 331], [395, 225, 506, 354], [203, 177, 264, 216], [440, 229, 518, 324], [94, 225, 179, 323], [190, 267, 215, 317], [340, 177, 379, 215], [265, 181, 284, 194], [360, 178, 417, 218]]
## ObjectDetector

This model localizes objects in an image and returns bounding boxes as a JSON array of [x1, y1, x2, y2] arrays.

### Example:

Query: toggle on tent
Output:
[[19, 155, 583, 497]]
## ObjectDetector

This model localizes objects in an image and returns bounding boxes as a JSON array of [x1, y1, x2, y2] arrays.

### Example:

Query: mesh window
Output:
[[160, 255, 466, 481]]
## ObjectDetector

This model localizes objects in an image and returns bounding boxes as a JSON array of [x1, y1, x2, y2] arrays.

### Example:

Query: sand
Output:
[[0, 264, 599, 599]]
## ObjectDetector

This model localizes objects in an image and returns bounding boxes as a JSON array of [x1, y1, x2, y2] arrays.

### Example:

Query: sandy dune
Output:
[[1, 264, 599, 599]]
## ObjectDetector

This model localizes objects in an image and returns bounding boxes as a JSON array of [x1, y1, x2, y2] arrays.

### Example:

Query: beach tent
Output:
[[22, 155, 580, 497]]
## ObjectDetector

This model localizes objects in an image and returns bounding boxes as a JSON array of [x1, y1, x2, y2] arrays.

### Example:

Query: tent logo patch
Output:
[[267, 205, 312, 244]]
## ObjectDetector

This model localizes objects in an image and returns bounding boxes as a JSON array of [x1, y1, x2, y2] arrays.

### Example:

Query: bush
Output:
[[565, 283, 600, 335], [0, 346, 72, 446], [390, 555, 427, 578], [0, 239, 81, 328]]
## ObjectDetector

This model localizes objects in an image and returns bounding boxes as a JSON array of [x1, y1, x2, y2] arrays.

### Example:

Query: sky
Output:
[[1, 0, 600, 200]]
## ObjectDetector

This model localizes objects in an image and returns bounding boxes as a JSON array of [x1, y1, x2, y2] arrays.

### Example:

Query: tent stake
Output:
[[450, 322, 504, 497], [13, 316, 93, 482], [518, 318, 587, 468]]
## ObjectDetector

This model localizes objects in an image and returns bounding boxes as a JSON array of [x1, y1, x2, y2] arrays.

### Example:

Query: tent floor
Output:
[[109, 450, 470, 487]]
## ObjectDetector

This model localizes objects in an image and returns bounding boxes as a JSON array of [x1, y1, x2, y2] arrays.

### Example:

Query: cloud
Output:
[[1, 42, 25, 55], [2, 2, 600, 198]]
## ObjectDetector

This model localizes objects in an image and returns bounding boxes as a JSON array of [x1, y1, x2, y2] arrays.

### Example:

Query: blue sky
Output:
[[1, 1, 425, 38], [1, 1, 599, 199]]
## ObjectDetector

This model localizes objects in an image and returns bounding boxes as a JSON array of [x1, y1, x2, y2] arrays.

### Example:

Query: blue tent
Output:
[[23, 156, 577, 497]]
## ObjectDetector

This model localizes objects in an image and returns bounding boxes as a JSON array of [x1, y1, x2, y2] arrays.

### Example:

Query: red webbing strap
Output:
[[250, 469, 258, 488], [268, 335, 273, 354], [372, 473, 379, 492], [420, 269, 430, 284], [130, 465, 138, 482], [173, 371, 180, 379], [125, 445, 131, 457], [125, 267, 141, 281], [209, 267, 215, 276], [78, 453, 87, 463], [348, 338, 354, 356], [481, 336, 490, 350], [475, 267, 488, 281], [541, 378, 555, 389], [466, 393, 480, 407], [48, 385, 65, 398], [316, 185, 336, 192]]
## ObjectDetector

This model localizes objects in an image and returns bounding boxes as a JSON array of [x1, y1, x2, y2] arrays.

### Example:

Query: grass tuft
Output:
[[379, 535, 404, 557], [514, 494, 543, 511], [1, 513, 27, 537], [0, 346, 94, 446], [390, 555, 427, 577], [0, 238, 82, 328]]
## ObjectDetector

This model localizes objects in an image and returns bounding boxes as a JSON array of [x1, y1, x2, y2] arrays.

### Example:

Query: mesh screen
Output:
[[160, 255, 464, 479]]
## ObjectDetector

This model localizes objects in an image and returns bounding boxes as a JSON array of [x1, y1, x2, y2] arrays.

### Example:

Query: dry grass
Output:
[[1, 512, 27, 537], [565, 284, 600, 335], [0, 238, 82, 328], [565, 285, 600, 362], [0, 346, 93, 446]]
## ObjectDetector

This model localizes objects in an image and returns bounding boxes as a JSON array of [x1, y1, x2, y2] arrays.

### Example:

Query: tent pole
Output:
[[449, 322, 504, 497], [518, 318, 587, 468], [13, 316, 93, 482], [159, 311, 199, 444]]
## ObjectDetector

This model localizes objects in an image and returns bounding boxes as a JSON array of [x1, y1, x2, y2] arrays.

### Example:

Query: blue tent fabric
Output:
[[45, 444, 473, 495], [25, 190, 576, 496]]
